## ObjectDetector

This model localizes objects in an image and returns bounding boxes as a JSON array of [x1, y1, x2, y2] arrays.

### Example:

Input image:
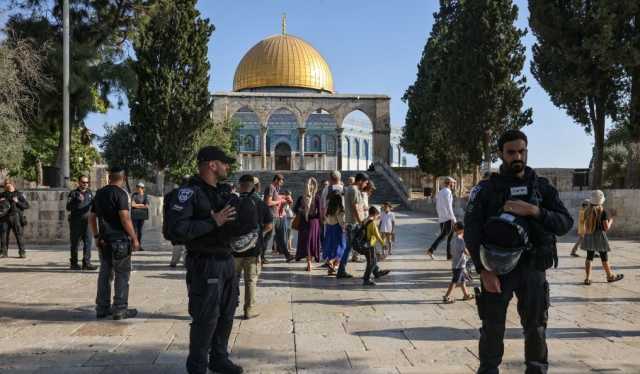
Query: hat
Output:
[[136, 182, 145, 188], [591, 190, 605, 206], [196, 146, 236, 164]]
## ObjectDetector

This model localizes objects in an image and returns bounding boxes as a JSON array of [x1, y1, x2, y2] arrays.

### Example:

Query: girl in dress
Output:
[[581, 190, 624, 285], [322, 193, 346, 275]]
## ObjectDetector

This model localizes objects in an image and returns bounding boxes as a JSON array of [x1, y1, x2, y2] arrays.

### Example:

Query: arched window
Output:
[[326, 136, 336, 153], [244, 135, 255, 151], [309, 135, 321, 152]]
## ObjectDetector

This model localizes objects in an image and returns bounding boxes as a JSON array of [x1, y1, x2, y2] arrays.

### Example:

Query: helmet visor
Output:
[[480, 244, 523, 275]]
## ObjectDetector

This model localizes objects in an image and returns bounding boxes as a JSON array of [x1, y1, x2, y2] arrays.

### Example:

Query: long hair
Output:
[[303, 177, 318, 220], [326, 193, 344, 217], [584, 204, 604, 234]]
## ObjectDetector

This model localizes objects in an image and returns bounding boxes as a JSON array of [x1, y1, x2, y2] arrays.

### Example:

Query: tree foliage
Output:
[[129, 0, 214, 181], [100, 121, 153, 180], [529, 0, 627, 188], [0, 37, 50, 171], [402, 0, 530, 179], [5, 0, 139, 169]]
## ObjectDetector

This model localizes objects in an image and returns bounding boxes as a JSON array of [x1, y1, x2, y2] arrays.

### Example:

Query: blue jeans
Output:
[[338, 225, 356, 274]]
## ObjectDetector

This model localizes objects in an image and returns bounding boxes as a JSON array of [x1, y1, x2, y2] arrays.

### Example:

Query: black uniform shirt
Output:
[[67, 188, 93, 220], [464, 166, 574, 272], [170, 176, 233, 256], [0, 191, 29, 217], [91, 185, 130, 241], [233, 192, 273, 258]]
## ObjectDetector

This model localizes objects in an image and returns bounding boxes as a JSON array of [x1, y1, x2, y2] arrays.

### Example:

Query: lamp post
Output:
[[62, 0, 70, 187]]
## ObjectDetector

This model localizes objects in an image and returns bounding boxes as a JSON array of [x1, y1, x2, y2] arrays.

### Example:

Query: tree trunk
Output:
[[625, 66, 640, 188], [472, 164, 480, 185], [482, 129, 492, 173], [591, 99, 606, 189], [155, 169, 166, 196], [36, 159, 43, 187]]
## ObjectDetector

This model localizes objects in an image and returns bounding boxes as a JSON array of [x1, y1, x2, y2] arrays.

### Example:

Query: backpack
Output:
[[351, 220, 373, 255], [226, 193, 260, 254], [162, 185, 196, 245]]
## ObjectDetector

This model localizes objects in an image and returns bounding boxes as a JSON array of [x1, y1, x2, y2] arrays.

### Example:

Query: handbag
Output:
[[131, 207, 149, 221], [291, 214, 302, 231]]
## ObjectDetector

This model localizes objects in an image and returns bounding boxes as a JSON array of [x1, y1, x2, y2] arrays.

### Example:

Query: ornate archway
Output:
[[275, 142, 292, 170]]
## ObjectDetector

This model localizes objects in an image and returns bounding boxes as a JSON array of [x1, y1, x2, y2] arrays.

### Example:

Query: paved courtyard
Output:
[[1, 211, 640, 373]]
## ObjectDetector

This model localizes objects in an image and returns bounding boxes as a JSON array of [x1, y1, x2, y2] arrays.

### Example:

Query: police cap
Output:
[[197, 146, 236, 164]]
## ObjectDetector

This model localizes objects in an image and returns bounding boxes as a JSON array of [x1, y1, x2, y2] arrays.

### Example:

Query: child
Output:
[[379, 202, 396, 258], [362, 206, 390, 286], [283, 190, 295, 253], [443, 222, 474, 303], [322, 193, 346, 275]]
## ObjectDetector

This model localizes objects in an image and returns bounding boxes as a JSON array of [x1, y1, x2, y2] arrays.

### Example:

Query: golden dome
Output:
[[233, 34, 334, 93]]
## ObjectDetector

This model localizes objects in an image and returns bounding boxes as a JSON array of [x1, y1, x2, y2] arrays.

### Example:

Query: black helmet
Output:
[[480, 212, 530, 275]]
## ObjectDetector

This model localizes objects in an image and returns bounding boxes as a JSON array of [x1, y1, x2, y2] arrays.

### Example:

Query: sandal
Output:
[[442, 296, 455, 304], [462, 294, 475, 301], [584, 279, 592, 286], [607, 274, 624, 283]]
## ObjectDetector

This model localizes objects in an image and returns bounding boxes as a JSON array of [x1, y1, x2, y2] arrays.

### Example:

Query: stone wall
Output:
[[19, 190, 164, 244], [408, 189, 640, 238]]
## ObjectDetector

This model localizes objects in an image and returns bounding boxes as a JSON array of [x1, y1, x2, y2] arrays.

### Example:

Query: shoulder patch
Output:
[[178, 188, 194, 203], [469, 185, 482, 202]]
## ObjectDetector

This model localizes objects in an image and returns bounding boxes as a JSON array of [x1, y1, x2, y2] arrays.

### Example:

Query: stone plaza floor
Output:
[[1, 211, 640, 373]]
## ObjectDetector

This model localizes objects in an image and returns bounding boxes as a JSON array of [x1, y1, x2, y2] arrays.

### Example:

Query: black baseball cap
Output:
[[196, 146, 236, 164]]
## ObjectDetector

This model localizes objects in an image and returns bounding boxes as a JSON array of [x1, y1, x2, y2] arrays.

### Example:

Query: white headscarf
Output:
[[303, 177, 318, 221]]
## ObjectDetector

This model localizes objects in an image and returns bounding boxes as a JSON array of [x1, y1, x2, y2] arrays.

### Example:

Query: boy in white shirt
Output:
[[379, 202, 396, 257], [443, 222, 474, 303]]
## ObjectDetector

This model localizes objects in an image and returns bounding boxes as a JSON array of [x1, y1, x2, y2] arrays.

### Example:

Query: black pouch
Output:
[[20, 214, 27, 227], [110, 240, 131, 260]]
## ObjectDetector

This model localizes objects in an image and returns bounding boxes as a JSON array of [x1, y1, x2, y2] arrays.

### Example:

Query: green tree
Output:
[[100, 122, 153, 180], [445, 0, 531, 169], [5, 0, 139, 173], [130, 0, 214, 193], [529, 0, 626, 188], [402, 0, 460, 181], [0, 37, 50, 171]]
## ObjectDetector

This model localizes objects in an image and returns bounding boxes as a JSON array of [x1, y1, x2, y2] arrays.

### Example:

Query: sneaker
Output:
[[18, 253, 26, 259], [261, 258, 269, 264], [363, 279, 376, 286], [112, 308, 138, 320], [374, 270, 390, 279], [336, 272, 354, 279], [70, 263, 81, 270], [209, 357, 244, 374], [169, 262, 177, 268], [82, 263, 98, 271]]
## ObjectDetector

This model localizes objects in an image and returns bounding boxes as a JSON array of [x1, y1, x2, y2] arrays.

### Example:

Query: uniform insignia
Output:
[[469, 185, 481, 202], [178, 188, 194, 203], [510, 186, 528, 197]]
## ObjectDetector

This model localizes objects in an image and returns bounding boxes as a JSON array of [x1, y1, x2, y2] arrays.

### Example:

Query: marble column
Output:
[[336, 127, 344, 170], [298, 128, 306, 170], [260, 126, 267, 170]]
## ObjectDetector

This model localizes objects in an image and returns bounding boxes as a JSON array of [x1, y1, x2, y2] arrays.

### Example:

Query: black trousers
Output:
[[0, 215, 25, 256], [363, 245, 379, 281], [70, 218, 92, 265], [429, 219, 454, 257], [96, 239, 131, 313], [476, 260, 549, 374], [186, 253, 239, 374]]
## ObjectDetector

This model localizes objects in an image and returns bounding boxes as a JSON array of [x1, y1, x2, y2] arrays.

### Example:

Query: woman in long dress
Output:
[[295, 178, 321, 271]]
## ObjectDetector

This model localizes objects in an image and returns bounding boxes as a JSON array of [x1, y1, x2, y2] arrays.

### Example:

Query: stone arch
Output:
[[243, 134, 256, 152], [231, 106, 261, 128], [266, 106, 302, 128]]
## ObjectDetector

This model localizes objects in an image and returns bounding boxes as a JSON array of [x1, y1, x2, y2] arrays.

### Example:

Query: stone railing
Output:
[[408, 189, 640, 238], [18, 189, 164, 244], [373, 161, 410, 206]]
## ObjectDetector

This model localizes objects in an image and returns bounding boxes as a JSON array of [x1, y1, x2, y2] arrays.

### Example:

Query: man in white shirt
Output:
[[426, 177, 456, 260]]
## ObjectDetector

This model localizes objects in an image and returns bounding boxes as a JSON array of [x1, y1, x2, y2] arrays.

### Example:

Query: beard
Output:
[[503, 159, 526, 175]]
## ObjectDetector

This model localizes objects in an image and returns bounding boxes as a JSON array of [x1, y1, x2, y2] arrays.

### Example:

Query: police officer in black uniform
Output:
[[167, 146, 241, 374], [464, 130, 573, 374], [0, 179, 29, 258], [67, 175, 97, 270], [89, 167, 140, 320]]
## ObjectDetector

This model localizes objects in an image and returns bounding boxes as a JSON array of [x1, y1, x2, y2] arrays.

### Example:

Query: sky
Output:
[[65, 1, 599, 168]]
